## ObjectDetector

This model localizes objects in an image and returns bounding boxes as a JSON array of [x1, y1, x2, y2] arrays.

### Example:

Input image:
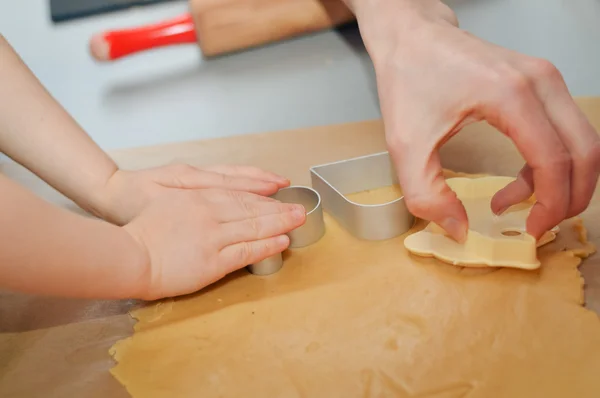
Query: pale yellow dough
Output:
[[404, 176, 559, 270], [109, 172, 600, 398]]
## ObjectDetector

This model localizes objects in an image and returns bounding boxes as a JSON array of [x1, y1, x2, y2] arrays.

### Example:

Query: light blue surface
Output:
[[1, 0, 600, 155]]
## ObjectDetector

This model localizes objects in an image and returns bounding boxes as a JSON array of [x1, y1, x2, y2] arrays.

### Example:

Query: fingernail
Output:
[[440, 217, 467, 243], [494, 206, 508, 216], [292, 205, 306, 218], [276, 235, 290, 246]]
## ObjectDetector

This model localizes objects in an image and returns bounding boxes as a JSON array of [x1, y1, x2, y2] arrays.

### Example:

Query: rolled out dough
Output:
[[404, 176, 560, 270], [109, 172, 600, 398]]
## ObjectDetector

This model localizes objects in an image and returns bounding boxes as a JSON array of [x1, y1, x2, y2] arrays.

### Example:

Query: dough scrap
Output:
[[404, 176, 559, 270], [109, 172, 600, 398]]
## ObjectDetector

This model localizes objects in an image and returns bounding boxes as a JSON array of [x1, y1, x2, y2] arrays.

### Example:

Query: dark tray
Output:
[[49, 0, 183, 23]]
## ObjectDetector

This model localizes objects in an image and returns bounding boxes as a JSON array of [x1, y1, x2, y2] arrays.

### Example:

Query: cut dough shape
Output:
[[108, 172, 600, 398], [404, 176, 559, 270]]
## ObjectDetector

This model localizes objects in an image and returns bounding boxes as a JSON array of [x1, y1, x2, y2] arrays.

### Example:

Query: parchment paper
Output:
[[1, 97, 600, 397]]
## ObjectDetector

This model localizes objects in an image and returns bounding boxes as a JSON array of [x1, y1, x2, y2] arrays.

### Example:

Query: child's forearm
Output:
[[0, 173, 149, 299], [0, 35, 118, 217]]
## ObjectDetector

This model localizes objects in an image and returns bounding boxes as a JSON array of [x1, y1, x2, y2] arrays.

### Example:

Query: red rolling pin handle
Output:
[[90, 13, 197, 61]]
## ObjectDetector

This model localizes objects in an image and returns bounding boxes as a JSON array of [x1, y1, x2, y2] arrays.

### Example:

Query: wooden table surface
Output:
[[1, 97, 600, 397]]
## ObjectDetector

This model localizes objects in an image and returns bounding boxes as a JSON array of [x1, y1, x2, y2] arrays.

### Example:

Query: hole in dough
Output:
[[502, 230, 522, 237]]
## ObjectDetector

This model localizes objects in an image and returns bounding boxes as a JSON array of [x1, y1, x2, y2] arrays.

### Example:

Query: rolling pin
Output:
[[89, 0, 356, 61]]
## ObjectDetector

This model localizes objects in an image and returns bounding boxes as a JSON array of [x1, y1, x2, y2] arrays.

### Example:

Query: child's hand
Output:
[[123, 188, 305, 300], [93, 164, 290, 225]]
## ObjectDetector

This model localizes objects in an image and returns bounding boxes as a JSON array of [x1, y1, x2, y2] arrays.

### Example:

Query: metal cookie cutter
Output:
[[309, 151, 414, 240], [247, 186, 325, 276]]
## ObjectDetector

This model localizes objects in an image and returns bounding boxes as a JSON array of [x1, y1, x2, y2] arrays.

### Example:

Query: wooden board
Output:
[[1, 97, 600, 397]]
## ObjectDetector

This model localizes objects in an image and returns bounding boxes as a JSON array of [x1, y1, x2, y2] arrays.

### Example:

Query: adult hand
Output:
[[351, 0, 600, 241], [124, 188, 306, 300], [94, 164, 290, 225]]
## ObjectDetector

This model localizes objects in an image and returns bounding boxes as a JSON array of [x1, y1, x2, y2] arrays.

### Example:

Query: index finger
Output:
[[204, 165, 290, 187], [183, 169, 281, 196], [388, 135, 469, 243]]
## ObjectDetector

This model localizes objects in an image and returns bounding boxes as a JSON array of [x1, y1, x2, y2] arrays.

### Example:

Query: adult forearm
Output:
[[341, 0, 456, 20], [340, 0, 459, 61], [0, 35, 118, 217], [0, 173, 148, 299]]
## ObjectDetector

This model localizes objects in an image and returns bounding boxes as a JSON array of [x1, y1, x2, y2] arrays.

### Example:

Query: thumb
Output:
[[391, 146, 468, 242]]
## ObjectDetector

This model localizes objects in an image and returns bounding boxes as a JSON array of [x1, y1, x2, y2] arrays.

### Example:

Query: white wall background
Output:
[[0, 0, 599, 158]]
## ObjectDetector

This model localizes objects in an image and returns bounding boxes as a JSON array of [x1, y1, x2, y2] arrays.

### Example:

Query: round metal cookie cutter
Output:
[[247, 186, 325, 276]]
